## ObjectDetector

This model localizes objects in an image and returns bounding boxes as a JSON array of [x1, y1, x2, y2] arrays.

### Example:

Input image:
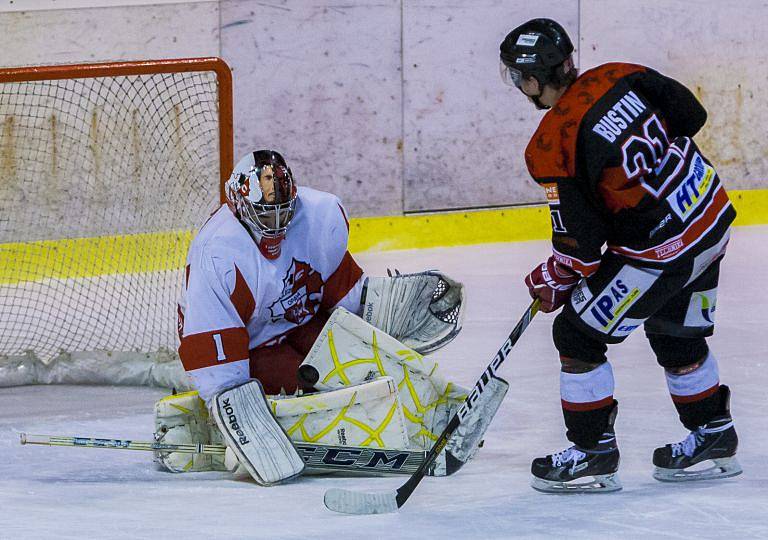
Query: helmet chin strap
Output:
[[523, 92, 552, 111], [530, 94, 550, 110], [519, 81, 551, 110]]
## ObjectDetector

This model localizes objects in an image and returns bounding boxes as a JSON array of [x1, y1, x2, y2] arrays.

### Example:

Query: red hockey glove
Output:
[[524, 256, 580, 313]]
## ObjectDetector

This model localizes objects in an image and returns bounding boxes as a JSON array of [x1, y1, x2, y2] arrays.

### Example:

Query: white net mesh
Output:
[[0, 60, 229, 387]]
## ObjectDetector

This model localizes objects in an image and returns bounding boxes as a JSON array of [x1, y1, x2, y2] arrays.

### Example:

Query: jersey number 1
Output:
[[212, 333, 226, 362], [551, 209, 567, 233]]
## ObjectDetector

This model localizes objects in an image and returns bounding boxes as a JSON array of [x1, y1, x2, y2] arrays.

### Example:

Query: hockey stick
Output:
[[19, 433, 430, 476], [324, 298, 541, 514]]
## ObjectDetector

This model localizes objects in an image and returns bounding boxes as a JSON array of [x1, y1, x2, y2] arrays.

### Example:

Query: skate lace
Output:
[[670, 420, 734, 458], [670, 432, 702, 458], [551, 446, 586, 469]]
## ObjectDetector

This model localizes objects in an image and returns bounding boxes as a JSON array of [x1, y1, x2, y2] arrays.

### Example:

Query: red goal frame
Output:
[[0, 57, 234, 202]]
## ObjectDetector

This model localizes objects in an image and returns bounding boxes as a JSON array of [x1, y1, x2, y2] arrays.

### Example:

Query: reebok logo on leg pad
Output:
[[221, 398, 250, 445], [213, 380, 305, 485]]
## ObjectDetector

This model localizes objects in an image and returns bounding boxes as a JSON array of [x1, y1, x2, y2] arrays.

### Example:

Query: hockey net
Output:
[[0, 58, 233, 388]]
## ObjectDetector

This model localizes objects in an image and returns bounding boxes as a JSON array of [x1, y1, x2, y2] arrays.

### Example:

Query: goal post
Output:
[[0, 57, 233, 388]]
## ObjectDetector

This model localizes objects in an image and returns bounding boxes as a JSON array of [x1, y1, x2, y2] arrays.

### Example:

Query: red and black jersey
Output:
[[525, 62, 735, 276]]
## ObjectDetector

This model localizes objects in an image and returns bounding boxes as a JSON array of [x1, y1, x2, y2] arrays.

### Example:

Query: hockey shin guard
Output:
[[664, 351, 722, 430], [560, 361, 616, 449]]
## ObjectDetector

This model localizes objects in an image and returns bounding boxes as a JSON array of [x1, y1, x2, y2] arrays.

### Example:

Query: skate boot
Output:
[[531, 406, 621, 493], [653, 385, 742, 482]]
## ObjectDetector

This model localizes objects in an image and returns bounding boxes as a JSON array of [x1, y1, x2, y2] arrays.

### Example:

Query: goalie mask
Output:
[[226, 150, 297, 260]]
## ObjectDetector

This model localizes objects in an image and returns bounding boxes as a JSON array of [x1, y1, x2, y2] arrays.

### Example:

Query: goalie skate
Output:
[[653, 386, 742, 483]]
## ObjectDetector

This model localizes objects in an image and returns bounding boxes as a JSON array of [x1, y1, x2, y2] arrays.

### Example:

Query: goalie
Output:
[[157, 150, 472, 484]]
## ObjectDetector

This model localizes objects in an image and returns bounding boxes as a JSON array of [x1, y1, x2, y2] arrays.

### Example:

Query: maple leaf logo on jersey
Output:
[[268, 258, 324, 325]]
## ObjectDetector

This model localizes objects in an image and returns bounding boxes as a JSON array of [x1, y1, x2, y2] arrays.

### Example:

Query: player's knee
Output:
[[559, 355, 604, 374], [647, 333, 709, 370], [553, 313, 608, 367]]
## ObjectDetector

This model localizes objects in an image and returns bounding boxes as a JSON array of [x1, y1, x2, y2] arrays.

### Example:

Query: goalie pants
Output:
[[249, 312, 329, 395], [553, 233, 729, 448]]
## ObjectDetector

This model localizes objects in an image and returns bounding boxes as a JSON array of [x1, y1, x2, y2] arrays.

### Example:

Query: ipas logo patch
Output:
[[589, 279, 641, 332], [268, 258, 324, 325], [613, 317, 644, 337]]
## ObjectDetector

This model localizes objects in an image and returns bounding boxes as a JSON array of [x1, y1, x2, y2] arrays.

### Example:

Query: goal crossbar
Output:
[[0, 57, 233, 199]]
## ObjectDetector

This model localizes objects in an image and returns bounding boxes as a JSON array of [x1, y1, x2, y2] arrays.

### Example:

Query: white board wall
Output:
[[2, 0, 765, 216], [220, 0, 403, 216], [580, 0, 767, 190]]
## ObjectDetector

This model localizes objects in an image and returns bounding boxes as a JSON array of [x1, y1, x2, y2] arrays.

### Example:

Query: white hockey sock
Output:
[[560, 362, 615, 410], [665, 352, 720, 403]]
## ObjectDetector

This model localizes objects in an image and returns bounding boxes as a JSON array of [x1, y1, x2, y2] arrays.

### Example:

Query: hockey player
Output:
[[499, 19, 741, 492], [159, 149, 468, 483]]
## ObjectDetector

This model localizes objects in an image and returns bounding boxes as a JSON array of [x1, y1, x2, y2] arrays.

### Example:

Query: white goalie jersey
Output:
[[177, 187, 365, 402]]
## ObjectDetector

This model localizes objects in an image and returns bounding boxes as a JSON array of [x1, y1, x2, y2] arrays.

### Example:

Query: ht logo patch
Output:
[[699, 294, 716, 324]]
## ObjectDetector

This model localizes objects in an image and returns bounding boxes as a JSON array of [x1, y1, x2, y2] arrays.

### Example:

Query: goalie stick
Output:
[[19, 433, 430, 476], [323, 298, 541, 515]]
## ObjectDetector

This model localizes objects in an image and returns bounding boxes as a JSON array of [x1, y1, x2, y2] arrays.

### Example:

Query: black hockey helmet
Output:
[[499, 18, 575, 90]]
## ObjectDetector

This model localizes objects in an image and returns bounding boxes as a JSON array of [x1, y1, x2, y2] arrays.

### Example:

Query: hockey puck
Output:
[[297, 364, 320, 386]]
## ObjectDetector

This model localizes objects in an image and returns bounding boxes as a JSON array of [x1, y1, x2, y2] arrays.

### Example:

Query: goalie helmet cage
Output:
[[0, 57, 233, 388]]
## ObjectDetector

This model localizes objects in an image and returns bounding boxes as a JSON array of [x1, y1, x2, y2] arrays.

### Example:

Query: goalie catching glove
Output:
[[362, 270, 465, 354], [154, 390, 227, 473]]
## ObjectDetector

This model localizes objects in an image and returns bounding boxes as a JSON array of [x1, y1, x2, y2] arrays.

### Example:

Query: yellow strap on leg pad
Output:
[[300, 307, 469, 450], [270, 376, 410, 450]]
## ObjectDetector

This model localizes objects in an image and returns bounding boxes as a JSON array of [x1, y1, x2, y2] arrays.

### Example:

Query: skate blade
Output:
[[653, 457, 743, 483], [531, 473, 622, 494]]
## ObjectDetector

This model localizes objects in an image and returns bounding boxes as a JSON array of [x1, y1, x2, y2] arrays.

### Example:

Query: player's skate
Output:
[[531, 404, 621, 493], [653, 385, 741, 482]]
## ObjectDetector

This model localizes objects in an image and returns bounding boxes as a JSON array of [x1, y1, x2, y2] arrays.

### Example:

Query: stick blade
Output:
[[323, 488, 399, 515]]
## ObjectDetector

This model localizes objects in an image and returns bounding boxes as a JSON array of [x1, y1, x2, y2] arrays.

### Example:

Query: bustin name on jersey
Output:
[[591, 91, 647, 143]]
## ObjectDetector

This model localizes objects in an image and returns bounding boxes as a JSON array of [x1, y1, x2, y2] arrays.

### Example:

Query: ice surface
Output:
[[1, 227, 766, 539]]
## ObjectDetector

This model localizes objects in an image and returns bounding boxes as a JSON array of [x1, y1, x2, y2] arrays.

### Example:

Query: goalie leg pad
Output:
[[302, 308, 470, 451], [212, 380, 305, 485], [271, 376, 410, 450], [363, 270, 465, 354], [154, 390, 226, 473], [434, 377, 509, 476]]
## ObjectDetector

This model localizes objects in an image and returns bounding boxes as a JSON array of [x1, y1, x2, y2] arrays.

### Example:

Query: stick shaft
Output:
[[20, 433, 226, 454], [19, 433, 429, 475], [395, 298, 540, 506]]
